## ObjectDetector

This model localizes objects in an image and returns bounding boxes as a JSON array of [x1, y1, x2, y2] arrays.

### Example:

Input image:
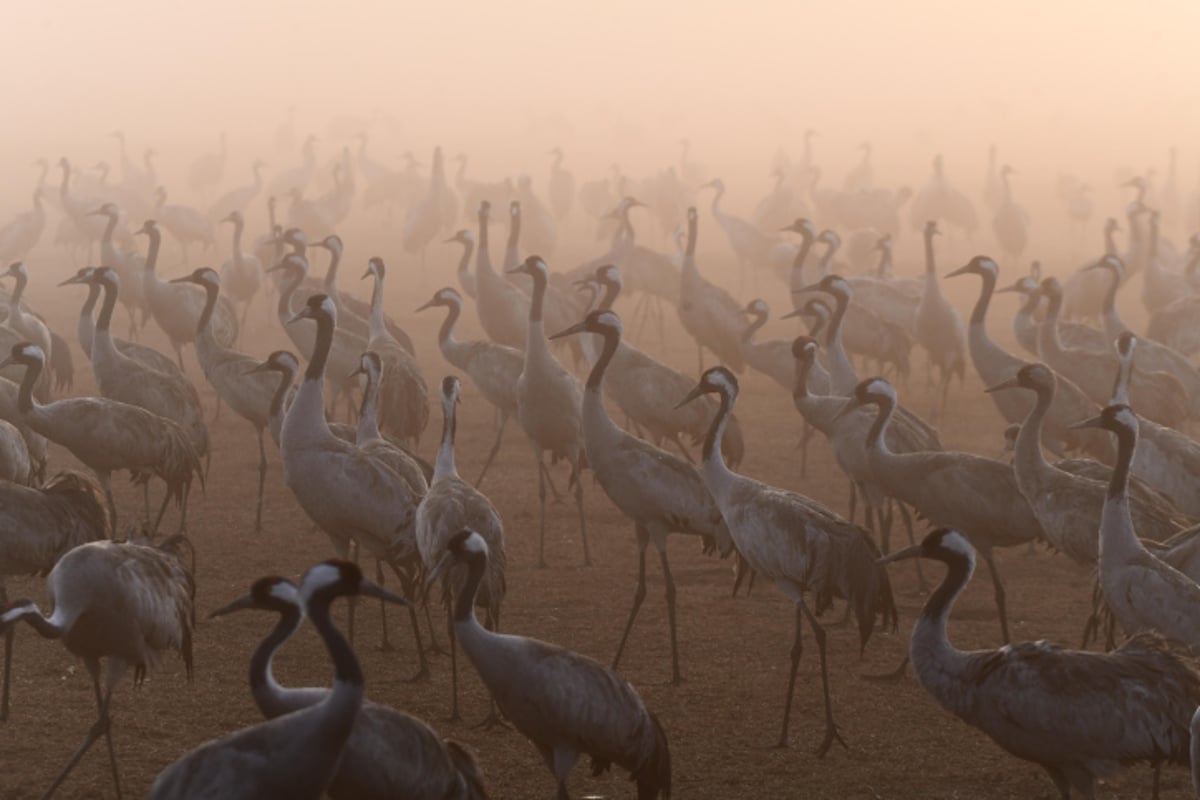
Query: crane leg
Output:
[[98, 472, 117, 534], [43, 660, 122, 800], [659, 545, 682, 685], [174, 343, 185, 373], [551, 749, 579, 800], [474, 412, 508, 490], [387, 561, 431, 681], [799, 598, 847, 758], [0, 625, 10, 723], [612, 530, 649, 673], [980, 549, 1011, 644], [847, 480, 858, 524], [447, 609, 461, 722], [572, 456, 591, 567], [375, 560, 395, 653], [771, 602, 805, 749], [535, 446, 548, 569], [799, 422, 814, 478], [254, 429, 267, 533]]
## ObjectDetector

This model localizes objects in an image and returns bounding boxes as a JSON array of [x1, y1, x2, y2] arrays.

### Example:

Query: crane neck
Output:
[[435, 392, 459, 479], [792, 354, 812, 402], [876, 247, 892, 278], [453, 552, 487, 623], [1100, 269, 1127, 338], [456, 240, 475, 284], [101, 213, 118, 245], [827, 293, 848, 351], [967, 270, 996, 328], [367, 272, 388, 343], [709, 185, 725, 220], [3, 603, 63, 639], [142, 227, 162, 275], [15, 358, 40, 414], [9, 271, 27, 308], [435, 299, 462, 352], [197, 281, 218, 336], [865, 396, 894, 452], [77, 284, 101, 359], [1104, 226, 1118, 257], [1013, 383, 1053, 479], [276, 268, 303, 325], [321, 249, 341, 296], [1037, 291, 1065, 358], [598, 280, 619, 312], [96, 279, 119, 334], [230, 218, 245, 259], [741, 309, 767, 344], [476, 213, 493, 276], [911, 549, 972, 683], [685, 214, 698, 260], [356, 368, 382, 443], [527, 269, 547, 324], [506, 211, 521, 262], [818, 243, 837, 276], [248, 605, 304, 713], [923, 232, 936, 275], [270, 367, 294, 424], [302, 585, 364, 736], [1107, 418, 1135, 503], [585, 326, 620, 393], [791, 233, 815, 277], [1111, 356, 1131, 405], [58, 162, 70, 199], [305, 311, 333, 383], [701, 388, 733, 469]]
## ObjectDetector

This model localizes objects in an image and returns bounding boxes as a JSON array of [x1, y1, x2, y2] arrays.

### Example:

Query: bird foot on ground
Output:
[[859, 656, 909, 684], [814, 725, 848, 758]]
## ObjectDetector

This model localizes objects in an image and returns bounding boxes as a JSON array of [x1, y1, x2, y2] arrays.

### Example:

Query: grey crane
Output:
[[218, 210, 263, 336], [680, 367, 896, 752], [701, 178, 777, 290], [417, 286, 524, 488], [881, 527, 1200, 800], [0, 472, 109, 720], [990, 165, 1029, 262], [1, 538, 193, 799], [415, 375, 506, 719], [428, 530, 671, 800], [84, 267, 210, 496], [471, 201, 528, 349], [280, 294, 428, 669], [0, 342, 200, 531], [445, 229, 477, 299], [0, 262, 52, 362], [740, 298, 801, 391], [676, 207, 746, 373], [945, 255, 1113, 462], [169, 267, 278, 531], [361, 257, 429, 447], [1037, 276, 1190, 429], [510, 255, 591, 568], [837, 377, 1042, 642], [552, 311, 733, 683], [135, 219, 238, 368], [148, 561, 402, 800], [207, 158, 264, 222], [59, 266, 180, 377], [987, 363, 1185, 565], [210, 575, 488, 799], [913, 221, 965, 421], [1071, 404, 1200, 649]]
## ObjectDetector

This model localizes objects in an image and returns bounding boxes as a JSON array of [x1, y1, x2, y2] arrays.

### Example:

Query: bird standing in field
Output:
[[1, 538, 193, 798], [428, 530, 671, 800]]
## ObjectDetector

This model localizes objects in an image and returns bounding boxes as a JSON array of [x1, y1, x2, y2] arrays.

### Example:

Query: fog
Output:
[[2, 0, 1199, 298]]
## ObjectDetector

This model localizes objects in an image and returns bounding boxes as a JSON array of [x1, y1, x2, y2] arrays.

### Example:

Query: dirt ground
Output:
[[0, 234, 1192, 800]]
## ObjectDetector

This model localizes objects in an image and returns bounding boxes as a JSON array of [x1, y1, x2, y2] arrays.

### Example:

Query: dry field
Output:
[[0, 235, 1190, 799]]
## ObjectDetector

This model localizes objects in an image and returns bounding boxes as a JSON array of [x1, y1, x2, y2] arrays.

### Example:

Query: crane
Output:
[[551, 310, 733, 683], [913, 221, 965, 421], [679, 366, 896, 752], [207, 158, 265, 222], [1, 538, 193, 798], [427, 529, 672, 799], [148, 560, 402, 800], [154, 186, 215, 264], [880, 528, 1200, 800], [209, 574, 488, 799], [218, 210, 263, 335], [677, 207, 746, 373]]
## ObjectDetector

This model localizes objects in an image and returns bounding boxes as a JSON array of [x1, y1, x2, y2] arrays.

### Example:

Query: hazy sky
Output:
[[2, 0, 1198, 205]]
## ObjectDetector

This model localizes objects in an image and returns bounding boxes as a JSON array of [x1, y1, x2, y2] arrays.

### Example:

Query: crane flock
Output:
[[4, 127, 1200, 800]]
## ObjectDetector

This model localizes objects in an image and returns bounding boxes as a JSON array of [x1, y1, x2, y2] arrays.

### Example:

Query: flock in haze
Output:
[[3, 121, 1200, 798]]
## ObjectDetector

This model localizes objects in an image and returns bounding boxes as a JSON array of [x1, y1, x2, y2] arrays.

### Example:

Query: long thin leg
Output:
[[474, 413, 508, 489], [375, 560, 394, 652], [847, 480, 858, 524], [659, 545, 681, 685], [387, 561, 430, 681], [534, 446, 548, 569], [43, 661, 121, 800], [612, 530, 649, 672], [255, 428, 267, 533], [447, 609, 460, 721], [895, 502, 928, 591], [572, 455, 591, 566], [773, 602, 804, 749], [98, 472, 117, 535], [798, 597, 847, 757], [1, 614, 11, 722], [980, 549, 1011, 644]]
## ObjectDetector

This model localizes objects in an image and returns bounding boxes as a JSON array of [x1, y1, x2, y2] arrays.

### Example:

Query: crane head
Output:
[[1069, 403, 1138, 440], [287, 293, 336, 327], [443, 229, 473, 245], [790, 335, 819, 362], [361, 256, 385, 282], [743, 299, 768, 317], [210, 576, 299, 618], [793, 274, 850, 300], [0, 341, 43, 371], [1083, 255, 1124, 280], [426, 531, 489, 594], [220, 210, 243, 225], [416, 287, 461, 313], [508, 255, 548, 279], [168, 268, 219, 289], [879, 528, 973, 567], [4, 262, 27, 281], [549, 309, 622, 342], [300, 560, 408, 607], [57, 267, 97, 287], [313, 234, 343, 254], [245, 350, 299, 377], [778, 217, 815, 236], [676, 366, 738, 410], [835, 377, 895, 423], [985, 362, 1054, 396], [945, 255, 997, 280], [349, 351, 383, 383]]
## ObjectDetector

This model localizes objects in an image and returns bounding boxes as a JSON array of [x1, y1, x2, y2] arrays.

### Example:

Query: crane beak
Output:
[[265, 262, 289, 274], [505, 266, 525, 275], [360, 268, 373, 280], [944, 264, 971, 279], [348, 366, 365, 381], [167, 275, 193, 285], [791, 282, 822, 294], [209, 594, 256, 618], [983, 376, 1020, 394], [548, 321, 586, 341], [243, 362, 271, 376], [414, 298, 436, 312], [1069, 414, 1104, 431], [877, 543, 923, 565], [358, 578, 409, 606], [286, 309, 313, 325], [0, 357, 13, 371], [57, 275, 84, 287], [993, 281, 1024, 294], [674, 385, 705, 410], [778, 308, 804, 320]]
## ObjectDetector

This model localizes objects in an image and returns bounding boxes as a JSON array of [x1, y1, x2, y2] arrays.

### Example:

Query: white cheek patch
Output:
[[320, 297, 337, 318], [269, 582, 299, 604], [301, 563, 342, 597], [942, 530, 973, 558], [462, 532, 488, 557]]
